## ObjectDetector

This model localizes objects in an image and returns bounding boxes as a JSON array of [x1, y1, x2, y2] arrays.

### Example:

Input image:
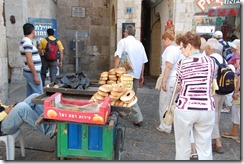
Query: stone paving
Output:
[[0, 76, 241, 161]]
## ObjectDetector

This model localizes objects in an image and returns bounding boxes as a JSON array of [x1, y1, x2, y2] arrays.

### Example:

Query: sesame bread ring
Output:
[[108, 74, 117, 78], [112, 83, 125, 92], [114, 99, 121, 106], [107, 80, 117, 84], [109, 94, 120, 101], [121, 74, 134, 80], [100, 71, 108, 77], [98, 84, 112, 93], [98, 90, 109, 97], [116, 67, 126, 74], [120, 89, 135, 102], [108, 68, 117, 75], [111, 101, 116, 106], [100, 77, 108, 81], [94, 93, 105, 101], [127, 96, 138, 107], [89, 95, 95, 102], [116, 73, 124, 77], [98, 80, 106, 84], [110, 90, 124, 97], [108, 76, 117, 81], [123, 103, 128, 107], [118, 100, 124, 107]]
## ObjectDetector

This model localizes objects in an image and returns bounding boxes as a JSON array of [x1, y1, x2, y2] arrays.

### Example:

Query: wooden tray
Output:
[[43, 82, 100, 96]]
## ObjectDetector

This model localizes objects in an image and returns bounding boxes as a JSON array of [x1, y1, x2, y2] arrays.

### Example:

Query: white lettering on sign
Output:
[[224, 0, 241, 4], [196, 0, 224, 12]]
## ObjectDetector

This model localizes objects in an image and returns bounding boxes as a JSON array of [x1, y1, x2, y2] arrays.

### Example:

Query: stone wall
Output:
[[0, 0, 8, 103], [5, 0, 57, 83], [174, 0, 195, 35], [57, 0, 111, 78]]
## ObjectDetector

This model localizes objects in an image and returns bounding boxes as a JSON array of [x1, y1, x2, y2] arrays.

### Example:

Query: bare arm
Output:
[[58, 50, 64, 67], [25, 52, 40, 85], [114, 55, 120, 68], [162, 61, 173, 91], [139, 64, 145, 88]]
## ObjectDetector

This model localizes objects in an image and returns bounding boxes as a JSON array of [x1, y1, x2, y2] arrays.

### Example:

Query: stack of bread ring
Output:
[[89, 83, 137, 108], [98, 67, 126, 85]]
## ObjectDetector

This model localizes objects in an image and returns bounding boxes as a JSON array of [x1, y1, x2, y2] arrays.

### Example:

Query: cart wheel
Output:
[[114, 128, 123, 160]]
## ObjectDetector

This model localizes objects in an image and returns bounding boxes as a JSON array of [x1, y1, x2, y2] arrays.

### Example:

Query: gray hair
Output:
[[126, 25, 136, 36], [206, 38, 219, 50]]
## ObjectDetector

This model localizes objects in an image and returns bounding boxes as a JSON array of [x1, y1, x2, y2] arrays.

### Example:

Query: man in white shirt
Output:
[[114, 25, 148, 126]]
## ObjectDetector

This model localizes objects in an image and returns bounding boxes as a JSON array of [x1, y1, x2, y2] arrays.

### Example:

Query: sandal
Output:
[[190, 153, 198, 160], [221, 131, 238, 139], [235, 137, 240, 144], [212, 145, 224, 154]]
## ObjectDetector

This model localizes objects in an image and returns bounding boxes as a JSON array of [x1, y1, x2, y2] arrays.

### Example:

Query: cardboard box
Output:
[[44, 92, 111, 125]]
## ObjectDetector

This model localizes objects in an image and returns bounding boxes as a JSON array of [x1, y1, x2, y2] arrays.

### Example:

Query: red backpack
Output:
[[44, 37, 59, 61]]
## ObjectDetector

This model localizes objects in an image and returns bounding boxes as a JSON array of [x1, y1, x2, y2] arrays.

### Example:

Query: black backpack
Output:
[[211, 56, 236, 95], [44, 37, 59, 61], [219, 41, 233, 61]]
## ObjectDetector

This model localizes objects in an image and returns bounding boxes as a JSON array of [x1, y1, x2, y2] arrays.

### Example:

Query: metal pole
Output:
[[75, 31, 78, 73]]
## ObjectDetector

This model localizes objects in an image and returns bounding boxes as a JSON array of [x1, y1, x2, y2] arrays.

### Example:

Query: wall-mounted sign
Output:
[[196, 0, 224, 12], [208, 8, 240, 17], [125, 7, 133, 14], [28, 18, 57, 38], [196, 26, 215, 34], [224, 0, 241, 4], [72, 6, 85, 17]]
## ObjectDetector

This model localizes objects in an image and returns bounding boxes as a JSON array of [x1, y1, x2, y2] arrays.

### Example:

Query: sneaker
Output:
[[221, 108, 230, 113], [156, 126, 171, 134], [133, 121, 143, 127]]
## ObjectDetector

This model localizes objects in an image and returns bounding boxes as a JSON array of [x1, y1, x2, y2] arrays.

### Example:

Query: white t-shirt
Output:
[[114, 36, 148, 79], [161, 45, 184, 77]]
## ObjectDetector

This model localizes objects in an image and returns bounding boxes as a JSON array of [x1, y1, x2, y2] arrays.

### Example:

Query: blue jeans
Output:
[[23, 71, 43, 98], [1, 93, 56, 137], [41, 58, 58, 86]]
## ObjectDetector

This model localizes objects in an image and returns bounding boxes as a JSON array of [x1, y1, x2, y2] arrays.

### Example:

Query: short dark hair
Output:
[[47, 28, 55, 36], [23, 23, 34, 35], [126, 25, 135, 36]]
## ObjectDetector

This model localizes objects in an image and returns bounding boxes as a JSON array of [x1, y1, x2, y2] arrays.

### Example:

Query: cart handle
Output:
[[108, 119, 115, 130]]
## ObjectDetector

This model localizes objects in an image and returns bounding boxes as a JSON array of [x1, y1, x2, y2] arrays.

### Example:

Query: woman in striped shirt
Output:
[[174, 32, 215, 160]]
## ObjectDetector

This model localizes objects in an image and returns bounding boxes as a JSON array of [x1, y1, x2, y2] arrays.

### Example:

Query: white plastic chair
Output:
[[0, 129, 25, 160]]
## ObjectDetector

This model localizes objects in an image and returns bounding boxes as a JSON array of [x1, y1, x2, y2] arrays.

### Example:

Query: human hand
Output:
[[176, 84, 181, 92], [162, 81, 167, 91], [4, 105, 13, 114], [58, 61, 62, 67], [139, 76, 144, 88], [232, 92, 239, 100], [34, 76, 41, 85]]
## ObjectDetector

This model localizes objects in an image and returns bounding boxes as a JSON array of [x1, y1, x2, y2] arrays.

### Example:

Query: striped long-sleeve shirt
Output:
[[19, 37, 41, 72], [176, 54, 215, 111]]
